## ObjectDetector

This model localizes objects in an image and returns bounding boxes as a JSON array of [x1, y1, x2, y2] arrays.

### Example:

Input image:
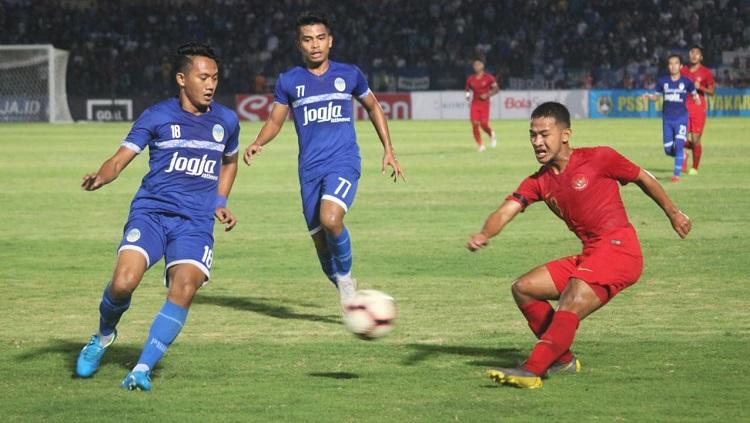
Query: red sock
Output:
[[480, 121, 493, 135], [523, 310, 580, 376], [693, 143, 702, 169], [519, 301, 574, 363], [519, 301, 554, 337], [472, 123, 482, 145]]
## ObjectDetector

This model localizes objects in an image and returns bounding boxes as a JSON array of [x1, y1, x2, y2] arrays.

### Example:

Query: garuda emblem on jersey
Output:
[[572, 174, 588, 191]]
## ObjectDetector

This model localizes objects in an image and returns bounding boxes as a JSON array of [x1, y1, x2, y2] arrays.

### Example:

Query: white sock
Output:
[[97, 332, 115, 347], [336, 273, 356, 304], [133, 363, 150, 373]]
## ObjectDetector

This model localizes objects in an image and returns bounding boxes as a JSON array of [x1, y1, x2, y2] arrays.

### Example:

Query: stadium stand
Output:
[[1, 0, 748, 96]]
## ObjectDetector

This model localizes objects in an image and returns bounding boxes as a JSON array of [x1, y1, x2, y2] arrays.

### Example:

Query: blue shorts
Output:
[[662, 118, 688, 152], [300, 166, 360, 235], [117, 212, 214, 285]]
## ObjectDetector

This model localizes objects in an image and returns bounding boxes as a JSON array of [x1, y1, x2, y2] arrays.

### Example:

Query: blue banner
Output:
[[706, 88, 750, 117], [589, 89, 659, 118], [589, 88, 750, 118]]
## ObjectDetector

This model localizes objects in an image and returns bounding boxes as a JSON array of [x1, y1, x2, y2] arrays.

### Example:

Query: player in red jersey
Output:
[[466, 102, 692, 389], [465, 58, 499, 152], [680, 45, 715, 175]]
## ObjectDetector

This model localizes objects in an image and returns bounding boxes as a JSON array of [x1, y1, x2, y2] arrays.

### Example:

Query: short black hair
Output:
[[531, 102, 571, 129], [689, 45, 703, 53], [667, 53, 682, 64], [173, 42, 218, 75], [473, 57, 486, 64], [296, 12, 330, 36]]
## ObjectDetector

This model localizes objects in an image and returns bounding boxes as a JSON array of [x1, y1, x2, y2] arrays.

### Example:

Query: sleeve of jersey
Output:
[[273, 74, 289, 106], [352, 66, 372, 99], [224, 119, 240, 157], [121, 109, 155, 154], [505, 177, 541, 211], [602, 147, 641, 184]]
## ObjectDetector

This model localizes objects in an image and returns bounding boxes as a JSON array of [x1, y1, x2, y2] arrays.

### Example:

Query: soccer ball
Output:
[[342, 289, 396, 340]]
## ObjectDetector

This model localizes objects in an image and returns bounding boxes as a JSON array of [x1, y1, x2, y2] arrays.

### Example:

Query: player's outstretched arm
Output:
[[633, 169, 692, 238], [215, 153, 239, 231], [81, 146, 137, 191], [359, 93, 406, 182], [243, 103, 289, 165], [466, 200, 524, 251]]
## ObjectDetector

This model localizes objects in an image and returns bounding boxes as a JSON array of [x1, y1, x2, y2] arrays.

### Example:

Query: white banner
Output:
[[497, 90, 588, 119], [410, 90, 588, 120], [411, 90, 472, 120]]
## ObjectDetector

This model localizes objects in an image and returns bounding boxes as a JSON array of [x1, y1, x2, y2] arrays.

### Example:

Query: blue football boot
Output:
[[76, 331, 116, 378], [121, 370, 152, 391]]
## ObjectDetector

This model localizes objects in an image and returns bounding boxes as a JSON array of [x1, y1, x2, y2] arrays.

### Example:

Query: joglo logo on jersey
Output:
[[165, 152, 218, 180], [302, 101, 351, 126], [663, 83, 687, 103]]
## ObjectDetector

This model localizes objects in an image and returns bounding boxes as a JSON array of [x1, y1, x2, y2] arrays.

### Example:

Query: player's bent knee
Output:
[[167, 270, 204, 305], [168, 265, 206, 286], [110, 269, 143, 297], [511, 278, 532, 296], [319, 205, 345, 235]]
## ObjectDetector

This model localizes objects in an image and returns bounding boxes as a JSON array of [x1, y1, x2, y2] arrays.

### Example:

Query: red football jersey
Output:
[[465, 73, 497, 104], [508, 147, 641, 246], [680, 65, 714, 110]]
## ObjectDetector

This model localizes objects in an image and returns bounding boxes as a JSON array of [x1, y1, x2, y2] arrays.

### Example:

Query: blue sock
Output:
[[326, 227, 353, 276], [317, 250, 338, 286], [98, 284, 131, 336], [136, 300, 188, 371], [663, 141, 676, 157], [673, 138, 685, 177]]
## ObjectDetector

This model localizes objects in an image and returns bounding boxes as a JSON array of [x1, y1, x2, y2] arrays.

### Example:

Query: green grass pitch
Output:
[[0, 117, 747, 421]]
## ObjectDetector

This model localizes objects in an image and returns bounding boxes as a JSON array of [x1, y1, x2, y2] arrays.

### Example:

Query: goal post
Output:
[[0, 44, 73, 123]]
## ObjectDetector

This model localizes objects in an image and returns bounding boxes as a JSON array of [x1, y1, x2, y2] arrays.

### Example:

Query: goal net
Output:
[[0, 45, 73, 122]]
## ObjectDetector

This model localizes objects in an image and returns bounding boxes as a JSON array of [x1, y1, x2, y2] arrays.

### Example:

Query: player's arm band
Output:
[[215, 195, 227, 209], [510, 192, 529, 208]]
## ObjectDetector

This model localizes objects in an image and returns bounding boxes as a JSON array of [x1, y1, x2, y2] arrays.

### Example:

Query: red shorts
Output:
[[545, 225, 643, 305], [470, 103, 489, 122], [687, 109, 707, 135]]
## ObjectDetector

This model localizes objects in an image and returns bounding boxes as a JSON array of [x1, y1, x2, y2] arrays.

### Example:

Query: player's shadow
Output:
[[14, 339, 145, 378], [647, 168, 679, 181], [308, 371, 360, 379], [402, 343, 527, 368], [194, 294, 340, 324]]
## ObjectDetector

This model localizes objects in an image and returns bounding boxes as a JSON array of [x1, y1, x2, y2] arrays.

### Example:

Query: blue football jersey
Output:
[[121, 97, 240, 218], [656, 76, 696, 120], [273, 60, 371, 181]]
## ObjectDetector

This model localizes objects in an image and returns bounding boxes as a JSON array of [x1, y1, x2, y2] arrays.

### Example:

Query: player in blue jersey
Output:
[[644, 54, 700, 182], [75, 42, 240, 391], [243, 13, 405, 308]]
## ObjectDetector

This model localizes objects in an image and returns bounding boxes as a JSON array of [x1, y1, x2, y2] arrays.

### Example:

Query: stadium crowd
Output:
[[1, 0, 748, 96]]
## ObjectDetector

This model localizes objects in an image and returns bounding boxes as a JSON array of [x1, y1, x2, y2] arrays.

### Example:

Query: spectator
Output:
[[0, 0, 747, 96]]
